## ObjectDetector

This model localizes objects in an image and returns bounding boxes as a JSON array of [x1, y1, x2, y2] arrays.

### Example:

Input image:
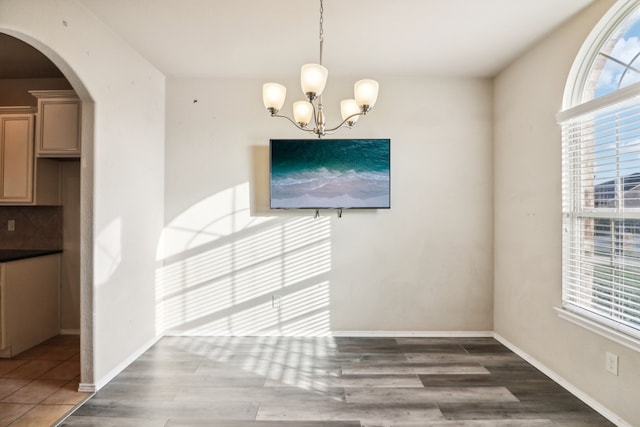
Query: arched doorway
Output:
[[0, 29, 94, 388]]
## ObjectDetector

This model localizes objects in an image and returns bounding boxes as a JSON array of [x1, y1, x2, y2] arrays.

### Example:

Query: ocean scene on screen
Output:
[[270, 139, 390, 209]]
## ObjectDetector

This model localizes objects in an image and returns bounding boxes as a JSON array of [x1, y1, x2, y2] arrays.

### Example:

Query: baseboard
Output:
[[94, 334, 163, 391], [60, 329, 80, 335], [0, 346, 12, 358], [77, 383, 97, 393], [162, 330, 332, 337], [331, 330, 494, 337], [162, 330, 494, 338], [493, 333, 632, 427]]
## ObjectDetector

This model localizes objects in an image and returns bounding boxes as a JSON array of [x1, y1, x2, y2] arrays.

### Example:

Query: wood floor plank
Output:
[[392, 421, 554, 427], [394, 337, 497, 346], [264, 374, 424, 388], [70, 398, 259, 420], [405, 352, 523, 365], [341, 363, 490, 375], [345, 386, 519, 404], [93, 383, 178, 401], [165, 421, 361, 427], [109, 370, 267, 388], [59, 415, 169, 426], [437, 401, 616, 424], [173, 385, 346, 403], [419, 373, 555, 388], [255, 401, 443, 424]]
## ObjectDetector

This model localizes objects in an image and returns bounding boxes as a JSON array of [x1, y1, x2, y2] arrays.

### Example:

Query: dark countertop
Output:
[[0, 249, 63, 263]]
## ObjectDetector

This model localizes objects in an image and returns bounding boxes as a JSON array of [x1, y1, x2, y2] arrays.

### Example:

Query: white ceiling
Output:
[[77, 0, 596, 79], [1, 0, 597, 80]]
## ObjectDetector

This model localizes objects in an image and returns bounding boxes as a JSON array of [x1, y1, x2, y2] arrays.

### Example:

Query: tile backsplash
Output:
[[0, 206, 63, 249]]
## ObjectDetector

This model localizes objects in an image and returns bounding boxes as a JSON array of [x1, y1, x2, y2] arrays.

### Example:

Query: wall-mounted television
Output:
[[270, 138, 390, 209]]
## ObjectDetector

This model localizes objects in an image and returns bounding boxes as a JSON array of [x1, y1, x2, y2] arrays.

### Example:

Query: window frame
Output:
[[558, 0, 640, 352]]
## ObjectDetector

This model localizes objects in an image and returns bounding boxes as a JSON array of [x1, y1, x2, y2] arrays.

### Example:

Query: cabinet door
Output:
[[36, 98, 81, 157], [0, 114, 34, 203], [1, 255, 60, 357], [0, 264, 6, 353]]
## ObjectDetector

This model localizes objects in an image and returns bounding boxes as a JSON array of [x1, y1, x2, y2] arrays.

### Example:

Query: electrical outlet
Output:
[[605, 352, 619, 376], [7, 220, 15, 232], [272, 295, 281, 308]]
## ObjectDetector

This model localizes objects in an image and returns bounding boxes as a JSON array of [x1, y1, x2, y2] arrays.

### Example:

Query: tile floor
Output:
[[0, 335, 90, 426], [61, 336, 615, 426]]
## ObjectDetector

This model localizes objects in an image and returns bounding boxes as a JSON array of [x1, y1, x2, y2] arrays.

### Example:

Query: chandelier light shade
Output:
[[340, 99, 360, 125], [263, 83, 287, 113], [354, 79, 379, 112], [300, 64, 328, 99], [293, 101, 314, 127], [262, 0, 379, 137]]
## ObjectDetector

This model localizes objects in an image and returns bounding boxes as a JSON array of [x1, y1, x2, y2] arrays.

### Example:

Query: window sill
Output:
[[554, 307, 640, 353]]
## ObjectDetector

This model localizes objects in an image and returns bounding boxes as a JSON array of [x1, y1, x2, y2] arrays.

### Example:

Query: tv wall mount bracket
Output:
[[314, 209, 343, 218]]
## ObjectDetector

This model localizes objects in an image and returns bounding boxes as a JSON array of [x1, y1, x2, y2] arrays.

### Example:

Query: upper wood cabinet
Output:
[[0, 107, 35, 204], [30, 90, 81, 158]]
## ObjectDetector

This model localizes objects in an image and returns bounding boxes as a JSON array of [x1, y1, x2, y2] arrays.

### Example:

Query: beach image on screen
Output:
[[270, 139, 390, 209]]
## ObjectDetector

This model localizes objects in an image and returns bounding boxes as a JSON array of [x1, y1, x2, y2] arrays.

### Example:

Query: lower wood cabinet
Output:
[[0, 254, 60, 357]]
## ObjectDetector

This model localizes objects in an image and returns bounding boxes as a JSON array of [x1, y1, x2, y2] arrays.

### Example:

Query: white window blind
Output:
[[560, 84, 640, 338]]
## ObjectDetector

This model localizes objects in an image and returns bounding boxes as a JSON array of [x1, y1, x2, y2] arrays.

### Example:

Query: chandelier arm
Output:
[[270, 113, 317, 134], [323, 111, 366, 133]]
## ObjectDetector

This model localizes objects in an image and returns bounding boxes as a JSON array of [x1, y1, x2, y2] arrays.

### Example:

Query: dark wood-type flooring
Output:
[[60, 336, 615, 426]]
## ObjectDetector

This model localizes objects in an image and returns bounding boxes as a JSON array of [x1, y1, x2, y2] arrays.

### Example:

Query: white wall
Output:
[[162, 75, 494, 335], [494, 0, 640, 425], [60, 160, 81, 332], [0, 0, 165, 388]]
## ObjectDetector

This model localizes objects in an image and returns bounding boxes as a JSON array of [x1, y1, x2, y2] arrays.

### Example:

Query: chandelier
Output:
[[262, 0, 379, 138]]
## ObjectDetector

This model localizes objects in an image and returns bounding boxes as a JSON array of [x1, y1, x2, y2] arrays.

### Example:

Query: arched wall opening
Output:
[[0, 27, 95, 386]]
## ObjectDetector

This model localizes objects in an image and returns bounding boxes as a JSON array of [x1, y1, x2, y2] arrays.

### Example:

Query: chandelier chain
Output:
[[319, 0, 324, 65]]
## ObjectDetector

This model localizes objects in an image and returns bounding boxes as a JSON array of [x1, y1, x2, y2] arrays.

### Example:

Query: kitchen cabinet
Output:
[[34, 158, 62, 205], [0, 107, 34, 203], [30, 90, 81, 158], [0, 253, 60, 357]]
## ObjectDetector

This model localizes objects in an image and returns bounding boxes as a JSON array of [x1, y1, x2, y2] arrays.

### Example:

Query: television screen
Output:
[[270, 138, 390, 209]]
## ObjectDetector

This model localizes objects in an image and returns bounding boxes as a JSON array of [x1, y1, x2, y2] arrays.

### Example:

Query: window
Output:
[[559, 1, 640, 344], [585, 6, 640, 100]]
